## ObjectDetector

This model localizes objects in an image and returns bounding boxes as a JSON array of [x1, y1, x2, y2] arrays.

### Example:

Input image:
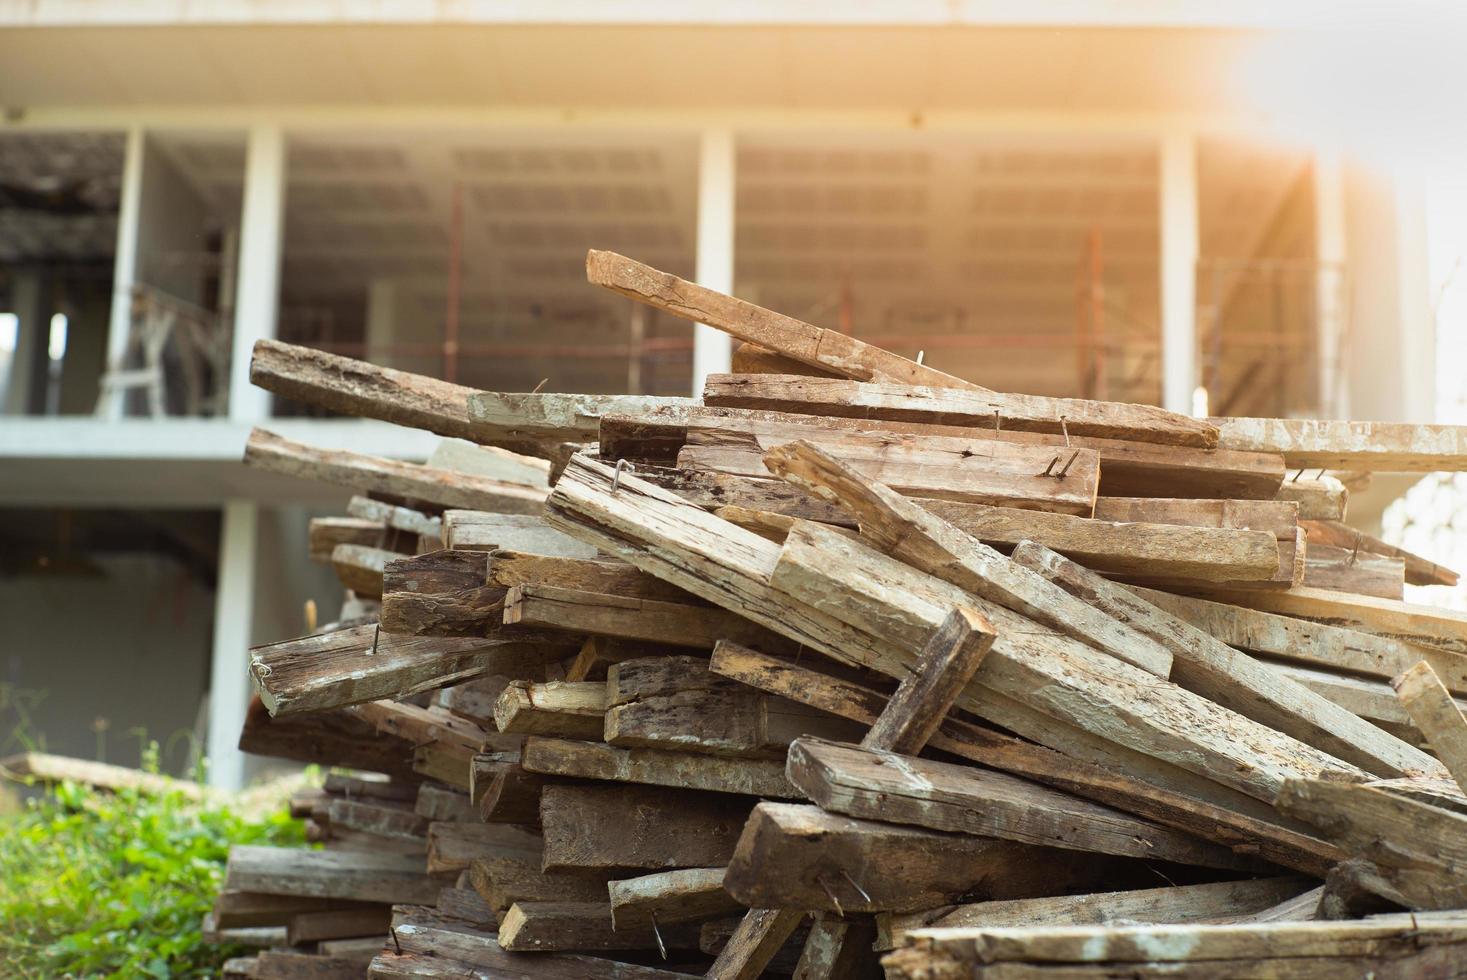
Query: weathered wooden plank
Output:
[[322, 797, 427, 841], [1276, 473, 1348, 520], [237, 697, 419, 780], [732, 341, 840, 377], [545, 455, 1345, 811], [788, 737, 1258, 870], [425, 821, 542, 876], [346, 495, 443, 540], [707, 908, 808, 980], [762, 439, 1173, 675], [309, 516, 384, 563], [1303, 542, 1406, 599], [1094, 496, 1301, 586], [863, 607, 995, 753], [442, 510, 597, 558], [1010, 541, 1437, 779], [466, 389, 695, 444], [604, 654, 858, 758], [470, 751, 546, 824], [1277, 778, 1467, 909], [793, 917, 882, 980], [415, 783, 475, 823], [706, 373, 1218, 448], [1393, 661, 1467, 795], [522, 736, 799, 797], [777, 521, 1365, 802], [682, 426, 1101, 516], [880, 877, 1316, 950], [887, 918, 1467, 974], [224, 845, 440, 904], [494, 679, 607, 740], [249, 623, 566, 716], [599, 405, 1284, 500], [287, 906, 392, 944], [251, 951, 366, 979], [1186, 583, 1467, 655], [724, 803, 1123, 914], [389, 911, 692, 977], [351, 699, 497, 754], [587, 249, 981, 389], [1215, 416, 1467, 472], [0, 751, 206, 799], [539, 783, 754, 872], [244, 428, 547, 513], [498, 901, 700, 951], [468, 851, 611, 913], [1303, 519, 1460, 587], [504, 583, 786, 651], [1130, 585, 1467, 695], [329, 543, 393, 599], [607, 867, 742, 929]]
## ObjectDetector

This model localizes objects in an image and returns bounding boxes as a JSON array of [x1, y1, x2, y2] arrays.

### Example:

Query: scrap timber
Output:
[[205, 251, 1467, 980]]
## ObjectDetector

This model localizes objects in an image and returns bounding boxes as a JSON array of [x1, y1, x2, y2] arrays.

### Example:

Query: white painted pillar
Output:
[[1394, 177, 1434, 423], [101, 126, 144, 420], [230, 124, 286, 421], [692, 127, 736, 396], [206, 498, 258, 790], [1314, 152, 1347, 418], [1159, 131, 1199, 415]]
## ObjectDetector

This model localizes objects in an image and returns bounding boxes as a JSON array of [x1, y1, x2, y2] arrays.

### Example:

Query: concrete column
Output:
[[1314, 152, 1347, 418], [3, 270, 50, 415], [230, 125, 286, 421], [206, 498, 257, 790], [1159, 131, 1199, 415], [101, 126, 144, 420], [692, 127, 736, 396], [365, 278, 397, 368]]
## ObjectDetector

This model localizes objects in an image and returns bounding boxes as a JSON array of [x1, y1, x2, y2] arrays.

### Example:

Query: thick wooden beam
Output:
[[1215, 416, 1467, 471], [607, 867, 742, 929], [224, 845, 440, 904], [706, 908, 807, 980], [244, 428, 547, 514], [504, 583, 785, 651], [1010, 541, 1438, 779], [521, 736, 799, 798], [732, 341, 840, 377], [708, 642, 1340, 877], [599, 406, 1285, 500], [1276, 473, 1348, 521], [788, 737, 1258, 870], [442, 511, 597, 558], [498, 901, 700, 952], [1303, 519, 1460, 587], [706, 373, 1219, 448], [466, 389, 695, 444], [587, 250, 980, 389], [880, 877, 1315, 950], [1392, 661, 1467, 794], [762, 439, 1175, 674], [249, 624, 568, 716], [494, 680, 607, 740], [862, 607, 995, 753], [682, 426, 1101, 516], [1128, 586, 1467, 695], [309, 516, 384, 563], [539, 784, 755, 872], [1303, 543, 1405, 600]]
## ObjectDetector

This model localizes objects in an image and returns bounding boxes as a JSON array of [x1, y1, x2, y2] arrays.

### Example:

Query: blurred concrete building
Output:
[[0, 3, 1449, 786]]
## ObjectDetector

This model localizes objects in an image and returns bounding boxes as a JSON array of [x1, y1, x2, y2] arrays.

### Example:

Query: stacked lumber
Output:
[[213, 251, 1467, 979]]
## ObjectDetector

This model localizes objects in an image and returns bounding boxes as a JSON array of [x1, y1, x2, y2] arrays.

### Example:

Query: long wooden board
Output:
[[706, 374, 1218, 447], [244, 428, 547, 514], [587, 250, 981, 389], [1215, 416, 1467, 471]]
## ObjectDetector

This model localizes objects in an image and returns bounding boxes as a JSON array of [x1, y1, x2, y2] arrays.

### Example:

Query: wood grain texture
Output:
[[1393, 661, 1467, 794], [861, 607, 995, 754], [1216, 416, 1467, 471], [539, 783, 754, 872], [225, 845, 441, 904], [587, 250, 981, 389], [521, 736, 800, 798], [1303, 519, 1459, 587], [244, 427, 547, 513], [705, 373, 1218, 447]]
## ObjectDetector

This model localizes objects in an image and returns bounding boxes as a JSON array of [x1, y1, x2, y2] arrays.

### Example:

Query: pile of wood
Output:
[[215, 250, 1467, 979]]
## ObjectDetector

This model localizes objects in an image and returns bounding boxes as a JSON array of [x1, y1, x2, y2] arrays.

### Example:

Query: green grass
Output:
[[0, 745, 306, 979]]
